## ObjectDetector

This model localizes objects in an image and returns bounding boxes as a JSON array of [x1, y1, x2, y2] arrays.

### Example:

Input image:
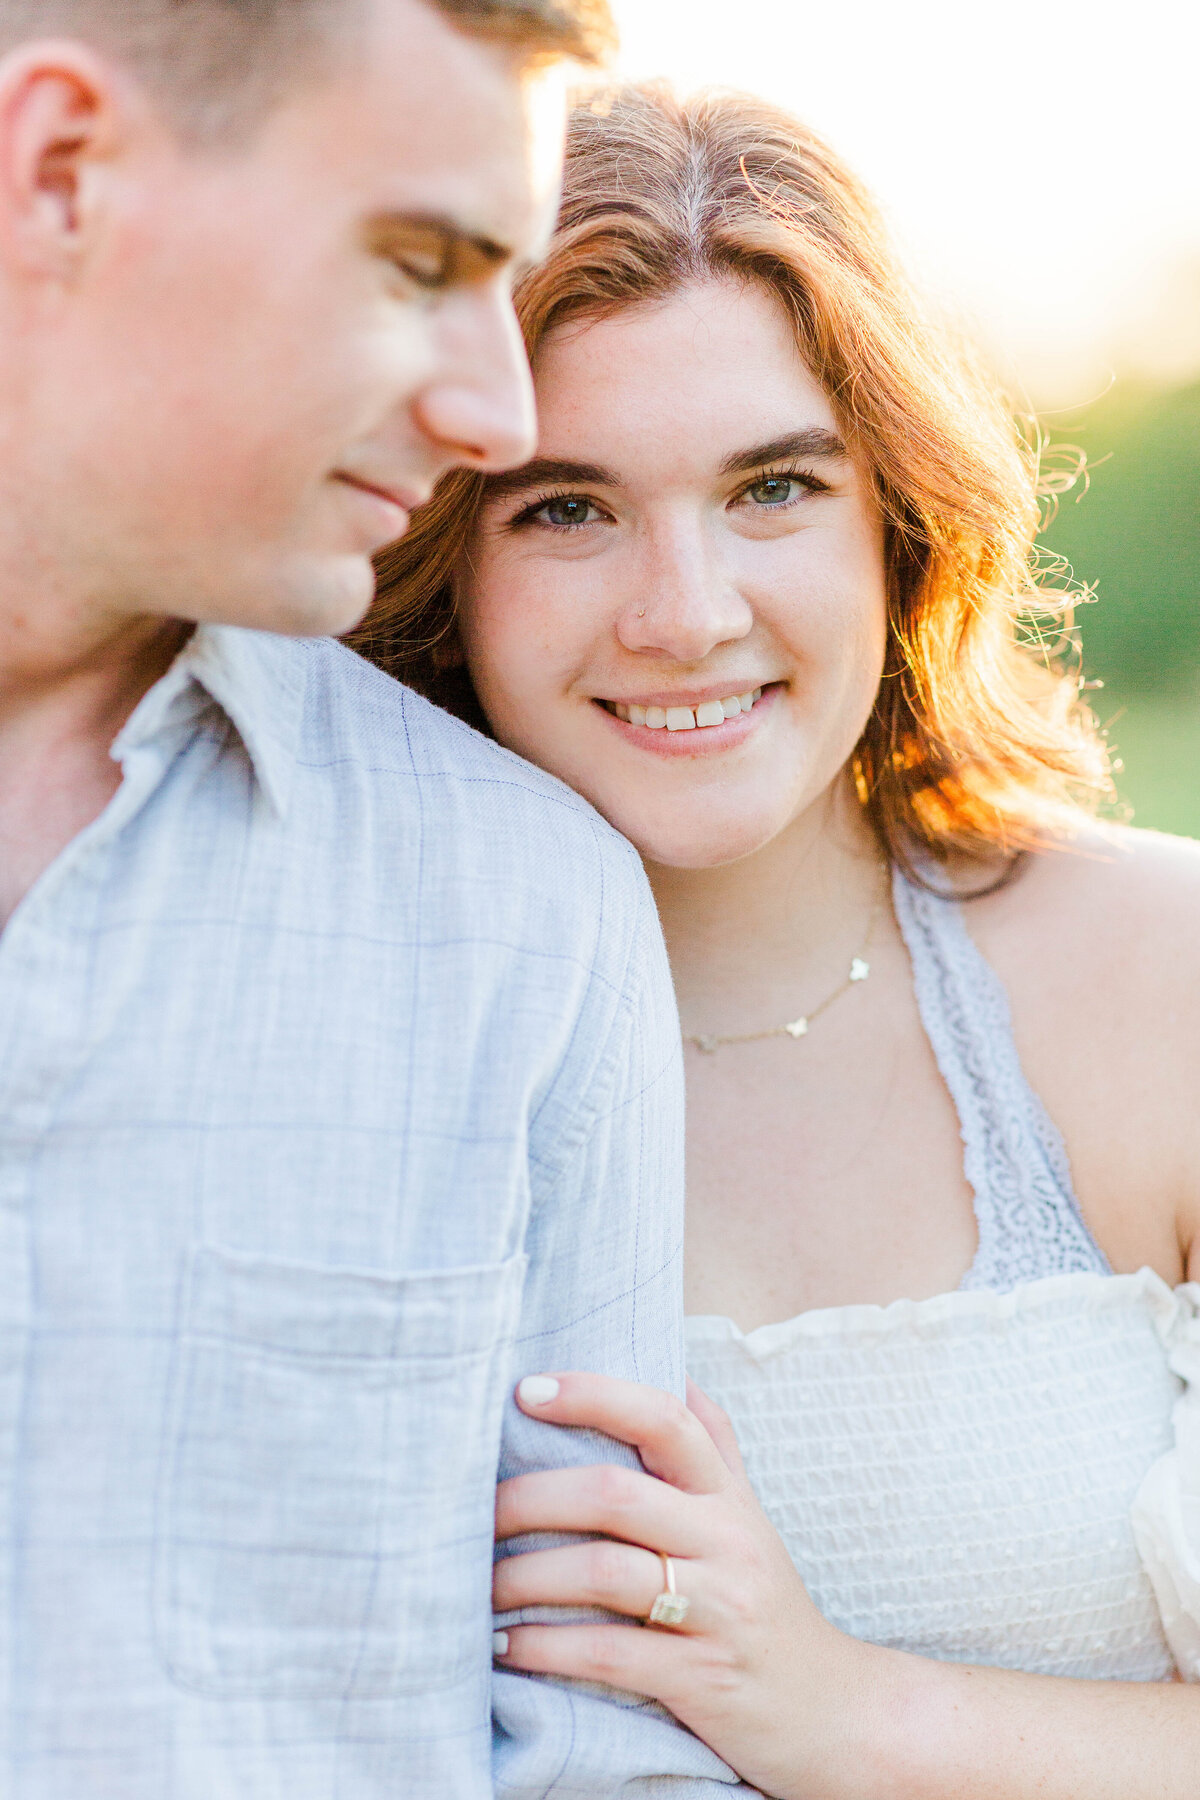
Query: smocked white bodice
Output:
[[686, 870, 1200, 1680]]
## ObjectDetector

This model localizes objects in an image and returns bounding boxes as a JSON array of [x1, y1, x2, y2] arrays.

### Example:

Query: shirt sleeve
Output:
[[1131, 1281, 1200, 1678], [491, 859, 760, 1796]]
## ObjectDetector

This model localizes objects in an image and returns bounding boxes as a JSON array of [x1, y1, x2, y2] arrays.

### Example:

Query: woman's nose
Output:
[[618, 531, 753, 661]]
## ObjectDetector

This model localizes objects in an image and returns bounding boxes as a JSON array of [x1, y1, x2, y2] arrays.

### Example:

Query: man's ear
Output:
[[0, 42, 132, 279]]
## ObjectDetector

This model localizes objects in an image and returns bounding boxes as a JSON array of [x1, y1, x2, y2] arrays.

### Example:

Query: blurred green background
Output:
[[1039, 377, 1200, 839]]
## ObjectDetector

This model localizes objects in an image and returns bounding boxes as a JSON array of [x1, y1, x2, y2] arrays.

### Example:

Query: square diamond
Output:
[[648, 1592, 690, 1627]]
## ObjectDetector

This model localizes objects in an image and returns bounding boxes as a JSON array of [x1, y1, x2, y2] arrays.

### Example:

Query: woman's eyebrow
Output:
[[482, 457, 623, 502], [720, 429, 848, 475]]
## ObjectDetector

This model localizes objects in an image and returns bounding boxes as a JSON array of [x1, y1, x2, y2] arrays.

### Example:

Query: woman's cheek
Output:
[[470, 630, 583, 777], [460, 564, 552, 729]]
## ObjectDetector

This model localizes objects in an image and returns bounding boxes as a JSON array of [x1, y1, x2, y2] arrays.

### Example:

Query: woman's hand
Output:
[[494, 1375, 1200, 1800], [492, 1371, 890, 1800]]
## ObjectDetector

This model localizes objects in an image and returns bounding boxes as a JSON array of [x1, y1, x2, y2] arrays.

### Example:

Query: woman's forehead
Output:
[[531, 278, 838, 470]]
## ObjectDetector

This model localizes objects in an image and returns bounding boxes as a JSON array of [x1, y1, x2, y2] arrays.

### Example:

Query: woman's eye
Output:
[[746, 476, 799, 506], [538, 496, 598, 528]]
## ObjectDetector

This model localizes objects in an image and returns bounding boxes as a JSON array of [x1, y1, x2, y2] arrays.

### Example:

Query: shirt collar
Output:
[[114, 623, 308, 819]]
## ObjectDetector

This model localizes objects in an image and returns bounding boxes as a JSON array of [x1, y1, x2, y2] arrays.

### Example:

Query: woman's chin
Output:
[[604, 809, 781, 873]]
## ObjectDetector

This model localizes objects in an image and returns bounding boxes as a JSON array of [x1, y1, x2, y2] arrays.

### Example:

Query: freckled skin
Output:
[[472, 280, 1200, 1800], [460, 277, 889, 872], [458, 272, 1200, 1327]]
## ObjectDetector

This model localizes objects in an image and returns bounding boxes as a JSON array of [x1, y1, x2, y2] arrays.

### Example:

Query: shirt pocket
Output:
[[155, 1241, 526, 1700]]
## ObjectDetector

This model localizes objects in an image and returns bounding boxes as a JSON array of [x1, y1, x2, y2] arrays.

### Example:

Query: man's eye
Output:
[[376, 225, 454, 291], [393, 254, 447, 291], [537, 496, 597, 528]]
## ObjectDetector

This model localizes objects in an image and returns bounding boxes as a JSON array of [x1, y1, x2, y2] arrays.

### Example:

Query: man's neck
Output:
[[0, 605, 191, 927]]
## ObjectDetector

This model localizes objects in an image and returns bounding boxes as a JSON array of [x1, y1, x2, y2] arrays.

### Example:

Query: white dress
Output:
[[686, 869, 1200, 1680]]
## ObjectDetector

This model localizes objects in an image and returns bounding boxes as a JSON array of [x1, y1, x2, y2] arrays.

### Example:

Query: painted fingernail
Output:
[[518, 1375, 560, 1406], [492, 1630, 510, 1657]]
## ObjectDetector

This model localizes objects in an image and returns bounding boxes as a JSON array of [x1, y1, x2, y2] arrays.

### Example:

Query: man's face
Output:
[[24, 0, 562, 637]]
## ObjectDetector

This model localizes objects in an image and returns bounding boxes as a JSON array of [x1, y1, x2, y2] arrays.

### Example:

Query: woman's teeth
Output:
[[610, 688, 762, 730]]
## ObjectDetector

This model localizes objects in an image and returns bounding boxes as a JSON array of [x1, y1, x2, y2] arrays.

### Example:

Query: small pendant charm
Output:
[[695, 1034, 719, 1054], [784, 1017, 808, 1038], [849, 958, 870, 982]]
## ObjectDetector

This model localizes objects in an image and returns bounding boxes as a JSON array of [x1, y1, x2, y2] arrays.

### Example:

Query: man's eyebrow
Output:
[[719, 429, 848, 475], [482, 458, 624, 503]]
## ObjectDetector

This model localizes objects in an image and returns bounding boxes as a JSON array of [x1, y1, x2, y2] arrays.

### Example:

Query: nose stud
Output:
[[636, 607, 646, 618]]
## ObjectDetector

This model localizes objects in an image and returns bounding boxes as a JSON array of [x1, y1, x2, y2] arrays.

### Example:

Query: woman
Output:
[[357, 86, 1200, 1798]]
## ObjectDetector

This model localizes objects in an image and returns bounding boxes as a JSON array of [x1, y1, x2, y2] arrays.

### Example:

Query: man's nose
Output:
[[413, 287, 537, 475]]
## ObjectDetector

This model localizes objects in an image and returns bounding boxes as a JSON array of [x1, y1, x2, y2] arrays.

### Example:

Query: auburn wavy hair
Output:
[[352, 84, 1110, 879]]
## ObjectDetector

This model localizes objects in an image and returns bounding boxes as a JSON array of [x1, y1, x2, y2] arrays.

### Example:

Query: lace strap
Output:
[[891, 866, 1108, 1292]]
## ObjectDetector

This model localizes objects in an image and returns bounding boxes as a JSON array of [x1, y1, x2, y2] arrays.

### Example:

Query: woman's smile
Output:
[[594, 682, 772, 755]]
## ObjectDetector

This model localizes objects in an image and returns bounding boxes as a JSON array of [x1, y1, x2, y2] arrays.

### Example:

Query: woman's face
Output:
[[457, 276, 889, 869]]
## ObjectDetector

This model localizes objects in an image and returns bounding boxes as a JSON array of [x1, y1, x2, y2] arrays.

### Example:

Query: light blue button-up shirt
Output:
[[0, 625, 751, 1798]]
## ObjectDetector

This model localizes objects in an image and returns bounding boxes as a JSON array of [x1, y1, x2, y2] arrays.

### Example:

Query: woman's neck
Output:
[[646, 777, 886, 1039]]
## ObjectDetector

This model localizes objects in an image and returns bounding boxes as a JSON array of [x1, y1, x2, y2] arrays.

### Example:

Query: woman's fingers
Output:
[[495, 1461, 707, 1554], [493, 1538, 694, 1626], [685, 1378, 747, 1479], [514, 1371, 731, 1494], [492, 1620, 690, 1703]]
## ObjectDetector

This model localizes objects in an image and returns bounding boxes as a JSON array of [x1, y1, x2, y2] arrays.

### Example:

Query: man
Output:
[[0, 1, 752, 1794]]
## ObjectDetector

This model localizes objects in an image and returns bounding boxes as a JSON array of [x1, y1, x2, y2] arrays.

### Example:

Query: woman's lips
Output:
[[594, 682, 778, 755]]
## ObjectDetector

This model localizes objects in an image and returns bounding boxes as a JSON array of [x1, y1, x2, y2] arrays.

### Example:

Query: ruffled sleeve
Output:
[[1131, 1282, 1200, 1679]]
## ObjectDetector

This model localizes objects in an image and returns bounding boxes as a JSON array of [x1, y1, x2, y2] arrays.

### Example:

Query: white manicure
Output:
[[492, 1630, 509, 1657], [518, 1375, 560, 1405]]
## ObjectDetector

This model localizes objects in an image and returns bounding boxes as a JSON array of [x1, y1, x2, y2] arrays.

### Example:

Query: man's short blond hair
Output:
[[430, 0, 614, 61], [0, 0, 614, 140]]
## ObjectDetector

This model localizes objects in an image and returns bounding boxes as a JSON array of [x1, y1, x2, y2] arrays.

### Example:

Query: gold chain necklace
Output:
[[684, 870, 888, 1055]]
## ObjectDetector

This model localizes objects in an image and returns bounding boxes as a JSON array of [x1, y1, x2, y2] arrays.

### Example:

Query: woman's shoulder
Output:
[[970, 823, 1200, 989], [968, 822, 1200, 1085], [1037, 820, 1200, 907], [966, 824, 1200, 1281]]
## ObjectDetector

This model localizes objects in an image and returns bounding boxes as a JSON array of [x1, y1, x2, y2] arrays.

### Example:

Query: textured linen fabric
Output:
[[0, 624, 748, 1799], [687, 868, 1183, 1682]]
